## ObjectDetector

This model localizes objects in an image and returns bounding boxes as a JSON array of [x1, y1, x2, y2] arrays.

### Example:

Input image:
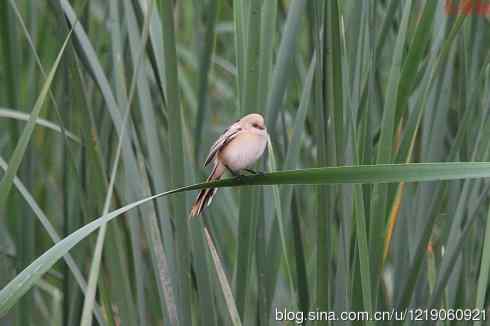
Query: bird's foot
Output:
[[234, 172, 245, 182], [244, 169, 265, 176], [226, 165, 245, 181]]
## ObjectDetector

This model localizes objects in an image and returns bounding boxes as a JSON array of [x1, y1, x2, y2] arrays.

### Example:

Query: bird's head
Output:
[[241, 113, 267, 135]]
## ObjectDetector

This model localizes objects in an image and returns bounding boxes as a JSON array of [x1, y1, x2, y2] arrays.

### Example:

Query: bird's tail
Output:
[[190, 161, 224, 217]]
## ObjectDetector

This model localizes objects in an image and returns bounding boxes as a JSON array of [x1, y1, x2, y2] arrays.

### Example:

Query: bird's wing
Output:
[[204, 122, 242, 167]]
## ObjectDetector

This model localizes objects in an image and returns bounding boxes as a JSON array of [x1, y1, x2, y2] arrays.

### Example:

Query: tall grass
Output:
[[1, 1, 490, 325]]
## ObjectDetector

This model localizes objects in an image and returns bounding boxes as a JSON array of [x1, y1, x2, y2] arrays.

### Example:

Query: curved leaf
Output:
[[0, 108, 80, 143], [1, 161, 490, 316]]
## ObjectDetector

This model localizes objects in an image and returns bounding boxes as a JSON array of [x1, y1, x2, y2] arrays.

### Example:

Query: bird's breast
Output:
[[218, 132, 267, 171]]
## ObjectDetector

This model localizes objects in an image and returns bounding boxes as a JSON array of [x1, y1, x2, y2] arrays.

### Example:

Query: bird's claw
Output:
[[244, 169, 266, 176], [229, 169, 244, 181], [235, 173, 244, 182]]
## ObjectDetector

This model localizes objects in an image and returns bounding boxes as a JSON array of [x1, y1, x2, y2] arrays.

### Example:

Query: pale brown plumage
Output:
[[190, 113, 268, 217]]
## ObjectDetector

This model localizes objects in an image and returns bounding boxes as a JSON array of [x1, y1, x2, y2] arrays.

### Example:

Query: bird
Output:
[[190, 113, 268, 217]]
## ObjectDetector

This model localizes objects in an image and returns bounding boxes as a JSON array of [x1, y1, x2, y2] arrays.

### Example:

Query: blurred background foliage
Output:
[[1, 0, 490, 325]]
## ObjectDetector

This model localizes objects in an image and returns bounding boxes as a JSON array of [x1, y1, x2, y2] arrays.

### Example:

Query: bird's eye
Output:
[[252, 123, 258, 128]]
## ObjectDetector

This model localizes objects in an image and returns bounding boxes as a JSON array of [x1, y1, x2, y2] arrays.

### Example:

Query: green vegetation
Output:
[[1, 1, 489, 325]]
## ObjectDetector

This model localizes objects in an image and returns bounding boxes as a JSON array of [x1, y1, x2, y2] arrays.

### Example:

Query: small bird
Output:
[[190, 113, 268, 217]]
